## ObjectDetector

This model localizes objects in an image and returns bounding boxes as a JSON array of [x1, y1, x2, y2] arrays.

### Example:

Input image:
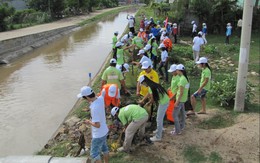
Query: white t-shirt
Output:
[[128, 19, 134, 28], [140, 55, 152, 66], [90, 96, 109, 138], [160, 50, 168, 62], [192, 24, 197, 32], [192, 36, 204, 52], [120, 34, 129, 43]]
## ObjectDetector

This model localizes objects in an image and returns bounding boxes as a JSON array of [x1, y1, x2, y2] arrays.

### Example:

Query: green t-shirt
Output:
[[112, 36, 117, 48], [132, 36, 144, 49], [152, 42, 158, 56], [170, 75, 180, 95], [118, 104, 148, 125], [116, 49, 124, 65], [101, 66, 124, 89], [200, 67, 211, 90], [176, 75, 190, 103], [148, 88, 169, 105]]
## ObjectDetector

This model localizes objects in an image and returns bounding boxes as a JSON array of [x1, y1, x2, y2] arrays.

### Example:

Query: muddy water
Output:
[[0, 10, 136, 156]]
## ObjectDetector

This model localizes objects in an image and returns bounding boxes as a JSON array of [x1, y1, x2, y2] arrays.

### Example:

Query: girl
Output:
[[150, 36, 159, 69], [138, 75, 169, 142], [191, 57, 211, 114], [171, 64, 190, 135], [158, 43, 169, 82]]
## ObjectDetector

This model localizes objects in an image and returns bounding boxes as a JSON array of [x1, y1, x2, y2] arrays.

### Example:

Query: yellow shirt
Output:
[[138, 69, 159, 96]]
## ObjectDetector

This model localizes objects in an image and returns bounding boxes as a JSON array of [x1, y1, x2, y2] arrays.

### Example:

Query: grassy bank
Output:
[[38, 4, 259, 162]]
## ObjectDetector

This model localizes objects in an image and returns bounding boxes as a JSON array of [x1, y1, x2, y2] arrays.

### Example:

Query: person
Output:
[[101, 58, 128, 94], [202, 23, 207, 44], [143, 44, 152, 59], [172, 23, 178, 44], [111, 104, 148, 152], [150, 36, 159, 69], [150, 24, 161, 44], [120, 32, 133, 45], [171, 64, 190, 135], [132, 49, 152, 68], [77, 86, 109, 163], [137, 28, 147, 43], [136, 61, 159, 97], [128, 32, 144, 60], [116, 63, 130, 76], [162, 35, 173, 52], [192, 31, 204, 62], [191, 20, 197, 38], [114, 42, 127, 66], [160, 31, 167, 43], [191, 57, 211, 114], [100, 84, 120, 112], [158, 43, 169, 82], [237, 19, 242, 38], [127, 15, 135, 34], [138, 75, 169, 142], [225, 23, 232, 44], [112, 31, 119, 58]]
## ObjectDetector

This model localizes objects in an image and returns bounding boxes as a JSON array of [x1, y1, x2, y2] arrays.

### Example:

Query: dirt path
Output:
[[0, 7, 121, 41]]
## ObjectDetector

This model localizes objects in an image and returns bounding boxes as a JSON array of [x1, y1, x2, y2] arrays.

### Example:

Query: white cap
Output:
[[129, 32, 133, 37], [108, 84, 117, 97], [110, 58, 116, 64], [141, 61, 150, 69], [149, 33, 154, 37], [227, 23, 231, 26], [115, 42, 124, 47], [191, 21, 195, 24], [111, 107, 119, 116], [123, 63, 130, 72], [151, 36, 155, 39], [162, 31, 167, 35], [173, 23, 177, 26], [198, 31, 203, 36], [140, 28, 144, 32], [144, 44, 151, 51], [114, 31, 119, 34], [77, 86, 93, 98], [137, 49, 145, 55], [168, 64, 177, 72], [202, 23, 206, 26], [196, 57, 208, 64], [176, 64, 185, 70], [138, 75, 145, 83], [158, 43, 165, 49]]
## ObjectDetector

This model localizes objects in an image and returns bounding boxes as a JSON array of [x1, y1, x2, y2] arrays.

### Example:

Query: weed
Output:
[[183, 145, 207, 163], [209, 151, 223, 163]]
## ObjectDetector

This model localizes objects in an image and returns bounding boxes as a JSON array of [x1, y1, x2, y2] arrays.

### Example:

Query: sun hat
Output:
[[168, 64, 177, 72], [144, 44, 151, 51], [77, 86, 93, 98], [110, 58, 116, 64], [196, 57, 208, 64], [158, 43, 165, 49], [137, 49, 145, 55], [138, 75, 145, 83], [108, 84, 117, 97], [111, 107, 119, 116], [176, 64, 185, 70], [141, 61, 150, 69], [115, 42, 124, 47]]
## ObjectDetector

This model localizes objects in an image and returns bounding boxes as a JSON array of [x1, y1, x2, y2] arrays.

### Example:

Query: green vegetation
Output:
[[209, 152, 223, 163]]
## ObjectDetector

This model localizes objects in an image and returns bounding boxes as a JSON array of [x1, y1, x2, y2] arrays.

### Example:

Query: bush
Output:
[[173, 45, 193, 60], [203, 44, 219, 56], [209, 75, 253, 107]]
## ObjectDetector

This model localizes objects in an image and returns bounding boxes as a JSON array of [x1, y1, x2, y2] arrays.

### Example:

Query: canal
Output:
[[0, 9, 136, 156]]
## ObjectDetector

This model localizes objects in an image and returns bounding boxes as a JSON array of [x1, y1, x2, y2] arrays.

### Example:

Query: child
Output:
[[225, 23, 232, 44], [191, 57, 211, 114], [158, 43, 169, 82]]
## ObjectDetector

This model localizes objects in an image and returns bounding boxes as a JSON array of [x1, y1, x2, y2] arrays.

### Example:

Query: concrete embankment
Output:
[[0, 25, 80, 64]]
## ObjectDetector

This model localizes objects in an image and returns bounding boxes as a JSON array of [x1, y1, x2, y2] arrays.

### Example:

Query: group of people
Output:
[[76, 14, 212, 163]]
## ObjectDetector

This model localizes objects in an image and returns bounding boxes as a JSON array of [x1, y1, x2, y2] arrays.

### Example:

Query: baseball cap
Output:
[[173, 23, 177, 26], [162, 31, 167, 35], [168, 64, 177, 72], [123, 63, 129, 72], [140, 28, 144, 32], [77, 86, 93, 98], [158, 43, 165, 49], [108, 84, 117, 97], [141, 61, 150, 69], [176, 64, 185, 70], [227, 23, 231, 26], [191, 21, 195, 24], [111, 107, 119, 116], [202, 23, 206, 26], [110, 58, 116, 64], [129, 32, 133, 37], [137, 49, 145, 55], [149, 33, 154, 37], [138, 75, 145, 83], [115, 42, 124, 47], [144, 44, 151, 51], [196, 57, 208, 64], [198, 31, 203, 36]]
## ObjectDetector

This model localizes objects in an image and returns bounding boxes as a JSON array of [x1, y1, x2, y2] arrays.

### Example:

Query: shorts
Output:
[[90, 134, 109, 161], [193, 89, 208, 98]]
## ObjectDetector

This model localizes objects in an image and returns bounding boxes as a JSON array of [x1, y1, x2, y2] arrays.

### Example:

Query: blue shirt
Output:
[[150, 27, 160, 37], [226, 26, 232, 36]]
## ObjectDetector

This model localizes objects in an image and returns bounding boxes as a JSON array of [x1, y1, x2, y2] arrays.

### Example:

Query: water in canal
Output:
[[0, 9, 136, 156]]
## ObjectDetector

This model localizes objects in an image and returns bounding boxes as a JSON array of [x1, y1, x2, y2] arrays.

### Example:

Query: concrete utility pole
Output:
[[234, 0, 254, 112]]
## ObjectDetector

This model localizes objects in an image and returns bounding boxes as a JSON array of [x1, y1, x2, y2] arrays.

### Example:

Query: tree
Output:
[[0, 2, 15, 31]]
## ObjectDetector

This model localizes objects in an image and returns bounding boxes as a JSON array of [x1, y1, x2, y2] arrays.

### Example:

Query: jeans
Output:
[[173, 102, 186, 133], [155, 102, 169, 139], [90, 134, 109, 161], [158, 62, 168, 82], [193, 89, 208, 98]]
